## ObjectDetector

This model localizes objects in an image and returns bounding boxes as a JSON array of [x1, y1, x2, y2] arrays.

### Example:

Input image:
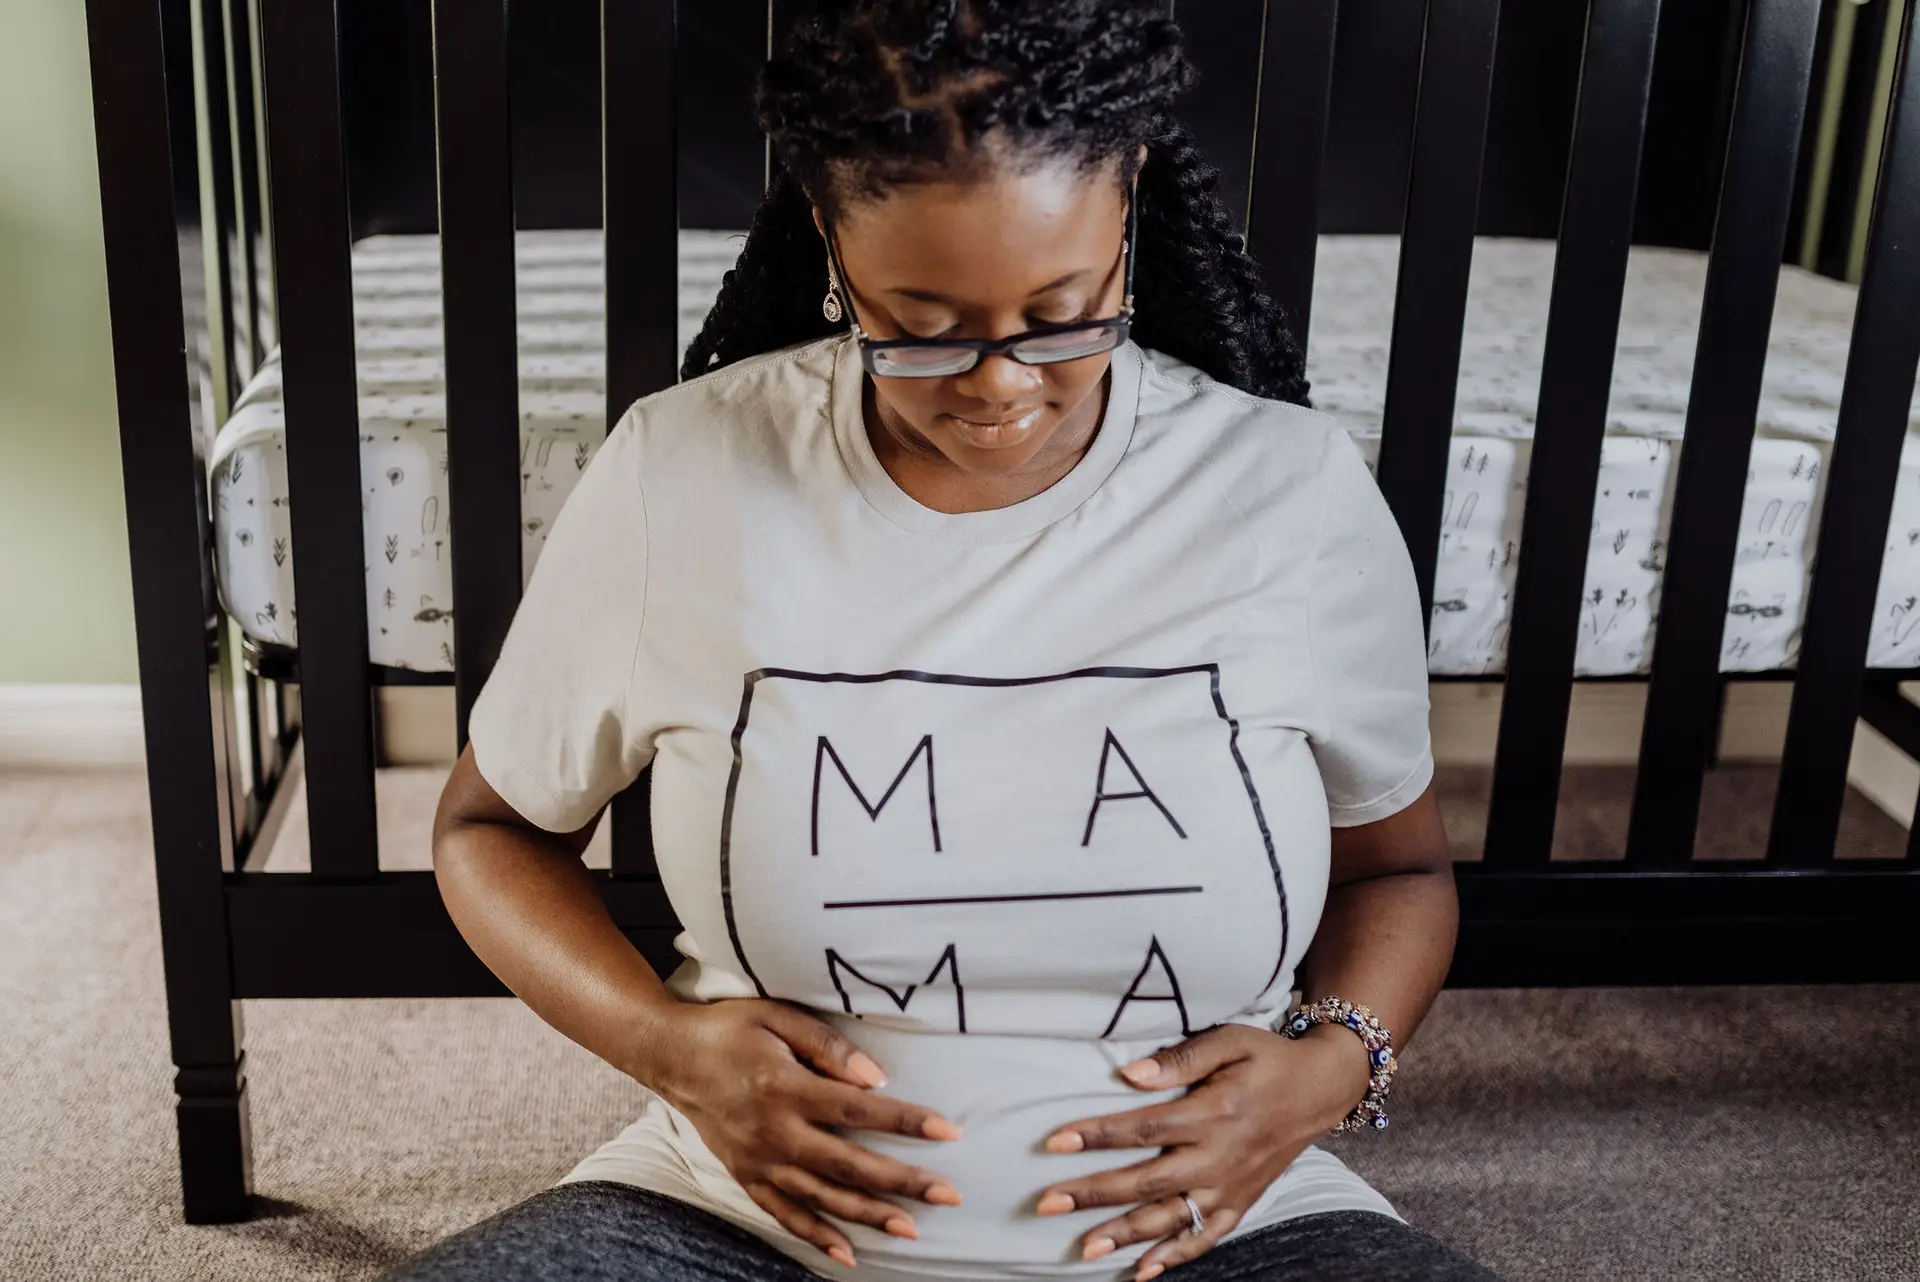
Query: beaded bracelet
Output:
[[1280, 996, 1397, 1134]]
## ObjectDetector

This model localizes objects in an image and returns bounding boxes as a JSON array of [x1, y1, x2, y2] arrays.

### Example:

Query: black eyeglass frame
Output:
[[822, 186, 1139, 378]]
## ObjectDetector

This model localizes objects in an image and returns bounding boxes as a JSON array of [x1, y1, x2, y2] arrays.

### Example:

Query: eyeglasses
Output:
[[823, 190, 1138, 379]]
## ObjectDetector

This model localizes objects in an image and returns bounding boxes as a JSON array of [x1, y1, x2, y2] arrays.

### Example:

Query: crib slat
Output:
[[1244, 0, 1338, 348], [1770, 7, 1920, 867], [1484, 0, 1662, 867], [604, 0, 681, 420], [259, 0, 380, 877], [1374, 0, 1502, 624], [223, 0, 265, 377], [770, 0, 807, 42], [766, 2, 797, 187], [196, 0, 241, 410], [243, 0, 278, 354], [433, 0, 522, 748], [1626, 0, 1823, 868], [196, 0, 257, 852], [603, 0, 679, 878]]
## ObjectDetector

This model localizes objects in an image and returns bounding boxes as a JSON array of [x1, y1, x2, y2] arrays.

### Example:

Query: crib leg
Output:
[[162, 799, 255, 1223], [155, 701, 255, 1222], [176, 1050, 255, 1223]]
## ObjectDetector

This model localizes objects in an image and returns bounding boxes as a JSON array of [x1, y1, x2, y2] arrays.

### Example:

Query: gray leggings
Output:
[[377, 1180, 1502, 1282]]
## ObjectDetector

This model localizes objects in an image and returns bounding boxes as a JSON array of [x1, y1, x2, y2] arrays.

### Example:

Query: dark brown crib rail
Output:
[[83, 0, 1920, 1225], [1485, 0, 1666, 866], [1628, 0, 1827, 867]]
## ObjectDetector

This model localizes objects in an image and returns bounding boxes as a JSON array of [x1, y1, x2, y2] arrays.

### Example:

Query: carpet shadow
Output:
[[203, 1195, 418, 1274]]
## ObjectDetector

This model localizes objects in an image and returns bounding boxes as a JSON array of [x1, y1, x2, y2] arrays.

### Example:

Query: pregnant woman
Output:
[[383, 3, 1494, 1280]]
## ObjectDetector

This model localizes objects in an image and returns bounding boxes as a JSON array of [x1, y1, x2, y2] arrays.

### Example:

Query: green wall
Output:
[[0, 0, 137, 685]]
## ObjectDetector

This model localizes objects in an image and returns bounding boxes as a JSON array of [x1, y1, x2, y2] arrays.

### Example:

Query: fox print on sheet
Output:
[[719, 665, 1290, 1040]]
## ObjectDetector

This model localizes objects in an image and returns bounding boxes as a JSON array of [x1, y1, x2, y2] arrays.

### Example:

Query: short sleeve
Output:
[[467, 410, 654, 832], [1306, 426, 1434, 826]]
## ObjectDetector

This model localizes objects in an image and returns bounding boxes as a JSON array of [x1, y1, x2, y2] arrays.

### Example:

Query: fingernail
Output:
[[1136, 1265, 1165, 1282], [1120, 1059, 1162, 1085], [1036, 1191, 1075, 1216], [1084, 1237, 1117, 1261], [829, 1245, 857, 1268], [926, 1183, 964, 1206], [1045, 1130, 1085, 1154], [921, 1116, 963, 1141], [848, 1052, 887, 1088], [884, 1217, 919, 1240]]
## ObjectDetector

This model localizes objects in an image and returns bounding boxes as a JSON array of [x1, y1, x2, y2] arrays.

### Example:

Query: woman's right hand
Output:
[[635, 998, 964, 1266]]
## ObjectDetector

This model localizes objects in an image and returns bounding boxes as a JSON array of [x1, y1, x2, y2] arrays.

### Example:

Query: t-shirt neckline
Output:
[[829, 336, 1143, 544]]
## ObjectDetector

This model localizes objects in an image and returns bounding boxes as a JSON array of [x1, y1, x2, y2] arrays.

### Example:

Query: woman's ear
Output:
[[812, 206, 827, 238], [1120, 144, 1147, 205]]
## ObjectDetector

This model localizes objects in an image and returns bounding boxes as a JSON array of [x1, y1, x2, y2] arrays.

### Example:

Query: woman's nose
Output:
[[950, 351, 1042, 406]]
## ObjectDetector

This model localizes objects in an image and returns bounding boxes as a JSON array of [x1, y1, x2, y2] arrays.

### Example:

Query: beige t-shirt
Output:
[[469, 336, 1431, 1280]]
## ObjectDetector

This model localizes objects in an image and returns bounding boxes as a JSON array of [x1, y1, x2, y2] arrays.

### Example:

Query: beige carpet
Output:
[[2, 766, 1916, 1282]]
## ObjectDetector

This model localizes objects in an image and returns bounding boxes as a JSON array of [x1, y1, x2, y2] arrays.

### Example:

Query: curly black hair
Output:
[[679, 0, 1309, 405]]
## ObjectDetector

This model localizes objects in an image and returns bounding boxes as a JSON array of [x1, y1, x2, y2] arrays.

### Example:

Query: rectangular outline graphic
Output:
[[718, 665, 1287, 1012]]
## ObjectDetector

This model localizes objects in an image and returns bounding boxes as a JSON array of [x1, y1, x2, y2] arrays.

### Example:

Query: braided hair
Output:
[[679, 0, 1309, 405]]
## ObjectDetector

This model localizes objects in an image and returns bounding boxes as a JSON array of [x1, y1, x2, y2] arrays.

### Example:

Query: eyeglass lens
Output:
[[868, 325, 1125, 378]]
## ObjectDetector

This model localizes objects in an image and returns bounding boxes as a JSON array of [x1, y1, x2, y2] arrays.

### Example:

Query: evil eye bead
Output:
[[1371, 1046, 1393, 1070], [1288, 1014, 1313, 1036], [1371, 1114, 1391, 1131], [1345, 1010, 1368, 1030]]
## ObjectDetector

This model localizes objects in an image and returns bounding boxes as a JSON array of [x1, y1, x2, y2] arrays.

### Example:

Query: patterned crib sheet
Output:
[[1309, 237, 1920, 674], [208, 230, 1920, 675]]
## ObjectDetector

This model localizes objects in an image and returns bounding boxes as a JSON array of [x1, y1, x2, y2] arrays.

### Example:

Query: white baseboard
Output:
[[0, 685, 146, 768]]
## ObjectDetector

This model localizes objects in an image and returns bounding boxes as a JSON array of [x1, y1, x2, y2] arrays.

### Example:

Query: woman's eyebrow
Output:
[[885, 267, 1094, 305]]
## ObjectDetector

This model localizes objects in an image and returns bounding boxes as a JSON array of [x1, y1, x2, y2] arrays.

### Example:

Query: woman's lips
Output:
[[944, 406, 1044, 448]]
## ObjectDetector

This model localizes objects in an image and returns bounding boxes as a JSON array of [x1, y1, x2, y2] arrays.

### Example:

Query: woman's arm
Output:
[[1291, 784, 1458, 1114], [432, 746, 965, 1265], [432, 746, 677, 1080]]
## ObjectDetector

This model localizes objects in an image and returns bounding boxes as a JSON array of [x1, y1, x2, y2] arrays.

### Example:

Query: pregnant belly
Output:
[[824, 1019, 1184, 1273]]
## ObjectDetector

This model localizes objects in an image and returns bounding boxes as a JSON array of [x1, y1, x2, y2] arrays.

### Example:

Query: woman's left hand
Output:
[[1034, 1022, 1371, 1281]]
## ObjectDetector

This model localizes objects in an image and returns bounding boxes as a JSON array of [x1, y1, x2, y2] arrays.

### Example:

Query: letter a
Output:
[[1083, 729, 1187, 846], [1102, 936, 1192, 1038]]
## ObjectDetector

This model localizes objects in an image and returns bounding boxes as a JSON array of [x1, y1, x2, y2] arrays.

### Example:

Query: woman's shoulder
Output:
[[612, 335, 842, 452], [1130, 344, 1361, 489]]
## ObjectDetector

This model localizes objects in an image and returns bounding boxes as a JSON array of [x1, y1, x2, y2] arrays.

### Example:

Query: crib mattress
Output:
[[209, 229, 1920, 675]]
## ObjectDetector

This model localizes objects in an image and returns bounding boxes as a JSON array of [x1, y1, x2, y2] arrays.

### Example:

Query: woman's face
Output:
[[822, 158, 1130, 480]]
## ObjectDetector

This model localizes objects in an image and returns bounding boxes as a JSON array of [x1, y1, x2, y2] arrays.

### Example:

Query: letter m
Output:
[[811, 734, 942, 857], [826, 945, 966, 1033]]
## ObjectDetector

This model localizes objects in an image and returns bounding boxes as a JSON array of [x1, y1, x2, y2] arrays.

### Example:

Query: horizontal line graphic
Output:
[[822, 886, 1205, 910]]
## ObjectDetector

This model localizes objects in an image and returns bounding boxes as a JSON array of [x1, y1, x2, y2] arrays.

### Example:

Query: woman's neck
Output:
[[862, 371, 1112, 516]]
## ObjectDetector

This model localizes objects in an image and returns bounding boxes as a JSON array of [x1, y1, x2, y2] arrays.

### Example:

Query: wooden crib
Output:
[[83, 0, 1920, 1224]]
